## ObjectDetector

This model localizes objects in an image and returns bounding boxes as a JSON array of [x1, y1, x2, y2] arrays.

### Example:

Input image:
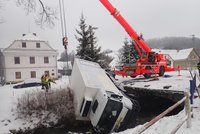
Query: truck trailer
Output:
[[69, 58, 138, 133]]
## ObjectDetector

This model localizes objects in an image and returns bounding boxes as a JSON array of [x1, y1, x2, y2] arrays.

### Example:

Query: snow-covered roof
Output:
[[17, 33, 43, 41], [153, 48, 193, 60]]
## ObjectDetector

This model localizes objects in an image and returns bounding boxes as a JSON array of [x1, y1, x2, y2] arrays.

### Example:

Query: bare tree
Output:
[[16, 0, 58, 28]]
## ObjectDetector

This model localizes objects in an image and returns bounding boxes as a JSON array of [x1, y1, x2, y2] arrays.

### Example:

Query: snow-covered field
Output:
[[0, 76, 69, 134], [117, 70, 197, 92], [0, 71, 200, 134], [116, 98, 200, 134], [115, 70, 200, 134]]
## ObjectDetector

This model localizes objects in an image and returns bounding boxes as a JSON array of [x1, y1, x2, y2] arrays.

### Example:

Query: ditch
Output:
[[16, 87, 185, 134]]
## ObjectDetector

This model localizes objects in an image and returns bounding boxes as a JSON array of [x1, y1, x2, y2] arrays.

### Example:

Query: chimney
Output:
[[33, 33, 36, 36]]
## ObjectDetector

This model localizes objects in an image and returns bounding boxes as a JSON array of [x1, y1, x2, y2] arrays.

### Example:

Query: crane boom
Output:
[[99, 0, 152, 56], [99, 0, 176, 78]]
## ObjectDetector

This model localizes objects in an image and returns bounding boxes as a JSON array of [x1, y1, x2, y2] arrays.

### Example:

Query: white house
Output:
[[0, 33, 58, 83], [153, 48, 200, 69]]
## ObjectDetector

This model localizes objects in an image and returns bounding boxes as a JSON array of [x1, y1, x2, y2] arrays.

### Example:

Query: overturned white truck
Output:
[[69, 58, 138, 133]]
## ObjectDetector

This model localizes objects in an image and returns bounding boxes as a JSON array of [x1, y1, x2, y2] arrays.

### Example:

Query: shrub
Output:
[[16, 88, 75, 122]]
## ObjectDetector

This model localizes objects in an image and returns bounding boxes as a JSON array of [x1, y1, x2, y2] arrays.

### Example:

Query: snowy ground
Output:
[[0, 76, 69, 134], [115, 70, 200, 134], [0, 70, 200, 134], [115, 98, 200, 134], [117, 70, 199, 92]]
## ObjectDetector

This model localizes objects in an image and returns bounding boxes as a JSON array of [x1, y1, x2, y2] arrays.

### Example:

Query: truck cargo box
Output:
[[70, 58, 136, 133]]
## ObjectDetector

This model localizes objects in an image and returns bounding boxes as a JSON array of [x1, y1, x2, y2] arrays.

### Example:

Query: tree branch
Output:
[[16, 0, 58, 28]]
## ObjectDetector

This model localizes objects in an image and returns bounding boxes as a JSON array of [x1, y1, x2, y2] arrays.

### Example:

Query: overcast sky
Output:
[[0, 0, 200, 55]]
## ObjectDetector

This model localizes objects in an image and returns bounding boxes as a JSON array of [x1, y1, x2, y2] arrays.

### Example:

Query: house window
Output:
[[31, 71, 36, 78], [14, 57, 20, 64], [36, 43, 40, 48], [44, 57, 49, 63], [44, 71, 49, 76], [30, 57, 35, 64], [22, 42, 26, 48], [15, 72, 21, 79]]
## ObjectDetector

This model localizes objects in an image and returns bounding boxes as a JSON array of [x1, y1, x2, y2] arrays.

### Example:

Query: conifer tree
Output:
[[75, 14, 90, 60], [119, 38, 139, 65], [88, 25, 101, 62], [130, 40, 140, 60], [75, 14, 101, 63]]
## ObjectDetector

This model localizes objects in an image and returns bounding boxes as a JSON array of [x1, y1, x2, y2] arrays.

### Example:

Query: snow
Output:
[[17, 33, 43, 41], [109, 51, 120, 68], [0, 76, 69, 133], [153, 48, 193, 60], [115, 98, 200, 134], [18, 78, 41, 83], [0, 69, 200, 134], [114, 70, 200, 134], [122, 70, 192, 92]]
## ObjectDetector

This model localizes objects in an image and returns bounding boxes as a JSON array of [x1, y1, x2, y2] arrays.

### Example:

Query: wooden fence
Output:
[[135, 92, 191, 134]]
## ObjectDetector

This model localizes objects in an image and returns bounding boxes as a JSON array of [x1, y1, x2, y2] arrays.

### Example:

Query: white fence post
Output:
[[185, 92, 191, 128], [170, 92, 192, 134]]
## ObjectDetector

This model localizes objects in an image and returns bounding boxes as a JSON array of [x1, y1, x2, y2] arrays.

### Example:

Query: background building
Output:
[[57, 61, 72, 76], [153, 48, 200, 70], [0, 33, 58, 83]]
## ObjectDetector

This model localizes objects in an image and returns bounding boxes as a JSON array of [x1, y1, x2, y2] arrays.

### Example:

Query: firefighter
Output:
[[197, 61, 200, 76], [48, 75, 56, 89], [41, 73, 50, 92], [41, 74, 45, 89]]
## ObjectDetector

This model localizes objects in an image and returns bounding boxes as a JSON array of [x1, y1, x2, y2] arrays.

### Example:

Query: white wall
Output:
[[5, 67, 57, 82], [8, 40, 53, 50], [3, 40, 58, 83]]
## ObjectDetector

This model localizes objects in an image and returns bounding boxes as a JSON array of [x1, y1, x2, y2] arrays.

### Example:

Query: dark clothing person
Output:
[[41, 75, 45, 89], [48, 78, 56, 89], [197, 61, 200, 76]]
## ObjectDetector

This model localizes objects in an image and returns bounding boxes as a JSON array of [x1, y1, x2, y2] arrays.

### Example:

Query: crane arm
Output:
[[99, 0, 152, 57]]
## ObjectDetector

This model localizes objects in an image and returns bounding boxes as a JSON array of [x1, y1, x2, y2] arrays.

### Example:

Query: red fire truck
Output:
[[99, 0, 176, 78]]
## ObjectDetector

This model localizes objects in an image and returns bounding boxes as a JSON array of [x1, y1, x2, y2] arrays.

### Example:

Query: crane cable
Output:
[[59, 0, 64, 37], [59, 0, 69, 71], [62, 0, 68, 37], [59, 0, 68, 42]]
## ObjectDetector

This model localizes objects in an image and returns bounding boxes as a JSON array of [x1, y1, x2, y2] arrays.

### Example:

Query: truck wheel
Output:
[[144, 66, 152, 79], [144, 74, 151, 79], [159, 66, 165, 76], [131, 76, 136, 78]]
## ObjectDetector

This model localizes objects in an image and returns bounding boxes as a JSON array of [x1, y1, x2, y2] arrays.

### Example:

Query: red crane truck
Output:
[[99, 0, 176, 78]]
